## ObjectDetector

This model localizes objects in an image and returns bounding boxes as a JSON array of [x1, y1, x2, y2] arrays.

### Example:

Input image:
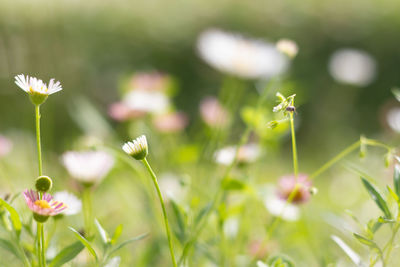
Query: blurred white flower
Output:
[[0, 135, 12, 157], [328, 49, 376, 87], [223, 217, 240, 239], [159, 173, 187, 203], [214, 143, 261, 165], [199, 96, 229, 128], [53, 191, 82, 216], [259, 185, 299, 221], [62, 151, 114, 184], [104, 256, 121, 267], [276, 39, 298, 59], [386, 107, 400, 133], [197, 29, 288, 79], [257, 261, 269, 267], [264, 194, 299, 221], [123, 90, 169, 114]]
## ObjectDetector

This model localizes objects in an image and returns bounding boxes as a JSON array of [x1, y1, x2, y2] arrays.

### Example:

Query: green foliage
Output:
[[0, 198, 22, 237], [48, 242, 85, 267]]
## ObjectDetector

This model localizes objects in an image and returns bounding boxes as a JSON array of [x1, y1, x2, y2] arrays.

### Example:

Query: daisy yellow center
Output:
[[34, 200, 51, 209]]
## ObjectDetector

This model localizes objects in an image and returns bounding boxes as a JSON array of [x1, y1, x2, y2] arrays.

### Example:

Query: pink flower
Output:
[[23, 189, 67, 216], [277, 174, 312, 204], [108, 102, 146, 121], [199, 96, 229, 127], [153, 112, 188, 133], [128, 72, 170, 92]]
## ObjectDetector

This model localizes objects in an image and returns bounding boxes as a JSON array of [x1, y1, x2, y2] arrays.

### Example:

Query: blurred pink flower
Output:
[[153, 112, 188, 133], [108, 102, 146, 121], [0, 135, 12, 157], [199, 96, 229, 127], [128, 72, 170, 92], [23, 189, 67, 216], [277, 174, 312, 204]]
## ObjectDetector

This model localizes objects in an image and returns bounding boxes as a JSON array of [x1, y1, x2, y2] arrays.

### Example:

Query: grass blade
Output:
[[69, 227, 98, 261], [49, 242, 85, 267], [361, 178, 391, 219]]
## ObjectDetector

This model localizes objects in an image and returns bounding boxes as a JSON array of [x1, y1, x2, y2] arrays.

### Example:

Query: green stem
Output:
[[289, 111, 298, 178], [35, 105, 43, 176], [82, 187, 93, 238], [37, 223, 46, 267], [40, 223, 46, 267], [309, 140, 361, 180], [141, 158, 177, 267], [383, 223, 400, 264]]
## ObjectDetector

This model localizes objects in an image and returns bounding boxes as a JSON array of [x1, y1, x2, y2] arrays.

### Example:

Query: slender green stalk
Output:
[[82, 187, 93, 238], [309, 140, 361, 180], [35, 105, 43, 176], [141, 158, 177, 267], [289, 111, 298, 178], [36, 223, 46, 267], [383, 223, 400, 264]]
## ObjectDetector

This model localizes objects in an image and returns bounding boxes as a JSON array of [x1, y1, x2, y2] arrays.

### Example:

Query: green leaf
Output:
[[0, 238, 20, 259], [194, 202, 211, 227], [267, 254, 295, 267], [108, 233, 148, 256], [0, 198, 22, 237], [394, 164, 400, 198], [387, 186, 400, 203], [48, 242, 85, 267], [111, 224, 123, 245], [170, 199, 186, 243], [353, 233, 377, 248], [222, 178, 246, 191], [331, 235, 363, 266], [361, 178, 391, 219], [95, 219, 110, 245], [69, 227, 98, 261]]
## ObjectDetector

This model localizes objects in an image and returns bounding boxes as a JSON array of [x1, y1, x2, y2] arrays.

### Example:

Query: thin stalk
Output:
[[82, 187, 93, 238], [289, 111, 298, 179], [35, 105, 43, 176], [141, 158, 177, 267], [309, 140, 361, 180], [309, 138, 393, 180], [40, 223, 46, 267], [383, 223, 400, 264]]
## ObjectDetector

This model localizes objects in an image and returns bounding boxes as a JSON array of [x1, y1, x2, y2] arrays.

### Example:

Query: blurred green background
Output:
[[1, 0, 400, 151]]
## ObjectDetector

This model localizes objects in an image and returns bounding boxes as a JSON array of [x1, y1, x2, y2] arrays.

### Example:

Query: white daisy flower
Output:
[[62, 151, 114, 184], [53, 191, 82, 216], [197, 29, 288, 79], [276, 39, 299, 59], [328, 49, 376, 87], [15, 74, 62, 105], [122, 135, 148, 160]]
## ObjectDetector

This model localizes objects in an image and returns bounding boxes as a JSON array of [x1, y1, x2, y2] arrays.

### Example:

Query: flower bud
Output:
[[35, 176, 53, 192], [122, 135, 148, 160]]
